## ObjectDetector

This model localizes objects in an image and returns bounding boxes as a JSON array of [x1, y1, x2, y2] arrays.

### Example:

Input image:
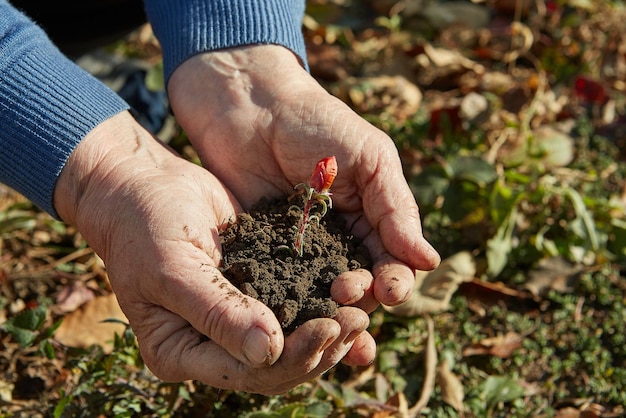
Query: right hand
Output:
[[167, 46, 441, 316], [53, 111, 372, 394]]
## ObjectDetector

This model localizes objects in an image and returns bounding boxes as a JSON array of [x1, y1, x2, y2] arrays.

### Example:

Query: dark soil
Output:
[[219, 195, 372, 334]]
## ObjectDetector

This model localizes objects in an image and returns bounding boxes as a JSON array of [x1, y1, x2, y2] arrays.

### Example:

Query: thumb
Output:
[[140, 262, 284, 368]]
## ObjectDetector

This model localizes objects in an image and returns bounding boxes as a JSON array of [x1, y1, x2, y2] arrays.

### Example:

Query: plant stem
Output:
[[294, 195, 316, 256]]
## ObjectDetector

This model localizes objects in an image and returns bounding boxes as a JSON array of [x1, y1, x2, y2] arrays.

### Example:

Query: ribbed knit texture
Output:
[[144, 0, 308, 83], [1, 0, 307, 217], [0, 2, 129, 217]]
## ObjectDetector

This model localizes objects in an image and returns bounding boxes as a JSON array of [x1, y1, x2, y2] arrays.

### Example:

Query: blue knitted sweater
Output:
[[0, 0, 306, 217]]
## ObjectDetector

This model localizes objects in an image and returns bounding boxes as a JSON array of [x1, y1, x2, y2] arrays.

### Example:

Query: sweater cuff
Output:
[[0, 7, 129, 217], [144, 0, 307, 84]]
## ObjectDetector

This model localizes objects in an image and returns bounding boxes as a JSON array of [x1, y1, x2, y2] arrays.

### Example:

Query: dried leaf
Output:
[[54, 281, 95, 314], [54, 293, 128, 353], [385, 391, 408, 417], [407, 316, 437, 417], [437, 358, 465, 413], [0, 380, 13, 403], [384, 251, 476, 316], [460, 91, 490, 123], [461, 278, 533, 302], [463, 332, 522, 358], [423, 43, 483, 72], [340, 75, 422, 122], [480, 71, 515, 94], [555, 407, 583, 418], [371, 411, 397, 418], [419, 1, 491, 30], [524, 257, 582, 298]]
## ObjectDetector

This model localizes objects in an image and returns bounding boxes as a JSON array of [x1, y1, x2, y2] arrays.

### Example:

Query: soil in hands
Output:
[[219, 195, 372, 334]]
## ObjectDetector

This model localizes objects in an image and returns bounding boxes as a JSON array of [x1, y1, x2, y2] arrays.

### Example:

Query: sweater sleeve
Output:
[[144, 0, 307, 84], [0, 1, 129, 217]]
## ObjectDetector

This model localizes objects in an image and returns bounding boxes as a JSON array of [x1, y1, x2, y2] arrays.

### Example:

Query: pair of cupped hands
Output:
[[53, 45, 440, 394]]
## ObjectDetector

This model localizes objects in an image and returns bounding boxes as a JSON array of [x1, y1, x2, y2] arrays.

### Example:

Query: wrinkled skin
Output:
[[167, 45, 440, 312], [54, 112, 373, 394], [54, 45, 439, 395]]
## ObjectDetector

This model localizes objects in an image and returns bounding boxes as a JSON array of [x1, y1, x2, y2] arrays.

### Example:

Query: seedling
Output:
[[291, 156, 337, 256]]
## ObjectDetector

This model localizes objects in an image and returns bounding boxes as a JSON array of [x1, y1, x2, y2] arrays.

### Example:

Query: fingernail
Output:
[[243, 327, 272, 366], [422, 239, 441, 268]]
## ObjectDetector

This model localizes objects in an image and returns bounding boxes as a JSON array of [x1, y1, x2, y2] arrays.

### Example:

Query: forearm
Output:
[[0, 1, 129, 217], [144, 0, 308, 84]]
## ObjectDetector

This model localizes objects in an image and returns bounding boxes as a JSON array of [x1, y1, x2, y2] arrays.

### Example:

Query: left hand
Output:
[[167, 45, 440, 319]]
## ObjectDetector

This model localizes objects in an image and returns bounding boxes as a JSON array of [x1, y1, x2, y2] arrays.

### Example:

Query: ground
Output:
[[1, 0, 626, 417]]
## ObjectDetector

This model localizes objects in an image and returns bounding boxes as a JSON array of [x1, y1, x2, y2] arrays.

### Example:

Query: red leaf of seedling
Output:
[[293, 156, 338, 256], [309, 156, 337, 193]]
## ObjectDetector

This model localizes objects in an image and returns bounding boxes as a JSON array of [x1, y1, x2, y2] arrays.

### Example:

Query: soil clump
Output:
[[219, 196, 372, 334]]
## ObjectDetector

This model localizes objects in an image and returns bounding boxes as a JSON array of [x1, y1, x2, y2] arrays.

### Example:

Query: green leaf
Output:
[[531, 126, 575, 168], [53, 390, 72, 418], [145, 61, 164, 92], [411, 164, 450, 206], [2, 325, 38, 348], [42, 318, 63, 339], [244, 401, 331, 418], [481, 376, 525, 409], [448, 155, 498, 185], [12, 304, 47, 331], [563, 187, 599, 251], [489, 181, 518, 226], [1, 304, 47, 348], [608, 218, 626, 260], [442, 181, 483, 223], [502, 127, 574, 169], [302, 401, 332, 417], [486, 204, 518, 278], [40, 339, 56, 359], [0, 215, 36, 234]]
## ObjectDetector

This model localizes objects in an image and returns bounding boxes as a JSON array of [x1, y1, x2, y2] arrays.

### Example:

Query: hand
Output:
[[167, 45, 441, 314], [53, 111, 372, 393]]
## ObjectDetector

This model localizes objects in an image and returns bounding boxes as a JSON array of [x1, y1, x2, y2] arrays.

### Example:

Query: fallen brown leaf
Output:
[[385, 251, 476, 316], [463, 331, 523, 358], [524, 256, 583, 299], [54, 293, 128, 353], [459, 277, 534, 306], [54, 281, 95, 314], [555, 407, 580, 418], [338, 75, 422, 123], [385, 391, 408, 417], [407, 316, 437, 418], [437, 358, 465, 414]]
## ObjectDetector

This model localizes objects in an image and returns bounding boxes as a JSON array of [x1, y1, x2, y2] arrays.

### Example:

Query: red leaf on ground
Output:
[[574, 76, 607, 104]]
